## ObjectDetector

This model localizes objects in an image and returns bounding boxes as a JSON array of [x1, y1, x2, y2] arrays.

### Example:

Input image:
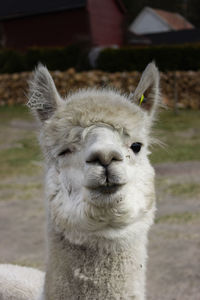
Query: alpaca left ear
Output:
[[131, 62, 160, 122], [27, 64, 63, 123]]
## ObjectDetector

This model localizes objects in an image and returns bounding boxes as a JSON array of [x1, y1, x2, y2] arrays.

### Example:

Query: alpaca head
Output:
[[28, 63, 160, 246]]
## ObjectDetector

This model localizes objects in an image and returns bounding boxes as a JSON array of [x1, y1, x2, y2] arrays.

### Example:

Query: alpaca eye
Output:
[[130, 142, 142, 154], [58, 149, 72, 156]]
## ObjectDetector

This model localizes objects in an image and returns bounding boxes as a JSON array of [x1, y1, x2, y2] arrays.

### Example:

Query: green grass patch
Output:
[[167, 182, 200, 196], [0, 134, 42, 179], [150, 109, 200, 163], [0, 182, 43, 201], [154, 110, 200, 131], [0, 105, 42, 180], [0, 182, 42, 190], [155, 212, 200, 224], [0, 105, 31, 124]]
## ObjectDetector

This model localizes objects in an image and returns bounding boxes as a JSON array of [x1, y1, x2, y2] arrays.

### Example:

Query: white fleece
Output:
[[0, 264, 44, 300]]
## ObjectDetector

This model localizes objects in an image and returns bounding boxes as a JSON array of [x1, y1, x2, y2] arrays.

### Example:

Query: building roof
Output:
[[0, 0, 125, 21], [151, 7, 194, 30], [0, 0, 87, 20]]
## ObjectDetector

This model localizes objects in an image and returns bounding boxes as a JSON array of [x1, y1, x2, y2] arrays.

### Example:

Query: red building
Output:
[[0, 0, 125, 50]]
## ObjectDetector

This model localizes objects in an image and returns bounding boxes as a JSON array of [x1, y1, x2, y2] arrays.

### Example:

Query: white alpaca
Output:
[[0, 62, 160, 300]]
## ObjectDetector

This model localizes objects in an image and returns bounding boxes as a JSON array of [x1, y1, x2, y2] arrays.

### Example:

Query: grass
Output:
[[150, 109, 200, 163], [155, 212, 200, 224], [0, 105, 31, 124], [0, 105, 41, 179], [0, 182, 43, 201], [0, 135, 42, 179], [167, 182, 200, 197]]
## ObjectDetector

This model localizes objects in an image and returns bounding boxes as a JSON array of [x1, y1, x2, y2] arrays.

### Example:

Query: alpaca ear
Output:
[[27, 64, 62, 122], [131, 62, 160, 121]]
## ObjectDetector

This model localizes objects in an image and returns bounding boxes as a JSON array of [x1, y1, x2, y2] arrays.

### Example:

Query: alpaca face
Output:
[[28, 63, 160, 244]]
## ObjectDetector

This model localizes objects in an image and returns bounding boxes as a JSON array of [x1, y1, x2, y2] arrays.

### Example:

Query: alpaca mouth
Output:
[[84, 170, 127, 194], [85, 182, 124, 194], [95, 184, 123, 194]]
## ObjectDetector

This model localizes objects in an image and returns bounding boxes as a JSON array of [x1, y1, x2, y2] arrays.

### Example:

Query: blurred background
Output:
[[0, 1, 199, 299]]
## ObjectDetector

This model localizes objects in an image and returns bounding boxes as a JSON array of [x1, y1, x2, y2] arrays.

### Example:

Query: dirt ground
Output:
[[0, 118, 199, 300]]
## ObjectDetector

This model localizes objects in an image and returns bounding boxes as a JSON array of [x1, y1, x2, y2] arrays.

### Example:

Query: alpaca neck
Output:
[[44, 226, 148, 300]]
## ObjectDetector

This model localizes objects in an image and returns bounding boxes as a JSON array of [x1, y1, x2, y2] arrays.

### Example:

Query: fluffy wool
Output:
[[0, 264, 44, 300], [0, 62, 160, 300]]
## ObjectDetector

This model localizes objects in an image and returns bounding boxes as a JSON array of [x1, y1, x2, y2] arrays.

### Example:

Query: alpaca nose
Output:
[[86, 146, 123, 167]]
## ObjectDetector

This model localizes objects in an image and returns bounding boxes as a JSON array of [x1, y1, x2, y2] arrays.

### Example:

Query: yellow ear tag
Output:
[[139, 94, 144, 106]]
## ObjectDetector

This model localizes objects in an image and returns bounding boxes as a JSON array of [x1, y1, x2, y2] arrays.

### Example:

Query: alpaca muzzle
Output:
[[84, 163, 127, 193]]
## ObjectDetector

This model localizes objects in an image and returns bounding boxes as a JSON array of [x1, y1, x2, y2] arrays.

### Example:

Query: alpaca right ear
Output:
[[131, 62, 160, 122], [27, 64, 63, 122]]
